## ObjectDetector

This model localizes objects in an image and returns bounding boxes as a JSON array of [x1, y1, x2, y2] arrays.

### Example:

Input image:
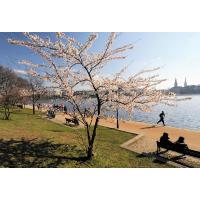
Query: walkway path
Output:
[[98, 118, 200, 167], [99, 118, 200, 151]]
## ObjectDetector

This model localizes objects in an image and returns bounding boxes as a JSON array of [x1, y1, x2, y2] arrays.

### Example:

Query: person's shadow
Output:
[[0, 138, 88, 167], [141, 125, 159, 129]]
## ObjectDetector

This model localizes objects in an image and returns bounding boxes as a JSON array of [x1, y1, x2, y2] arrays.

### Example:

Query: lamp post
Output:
[[116, 106, 119, 129], [116, 86, 122, 129]]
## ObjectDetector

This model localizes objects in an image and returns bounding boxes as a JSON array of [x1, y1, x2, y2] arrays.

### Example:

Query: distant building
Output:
[[184, 77, 187, 87], [174, 78, 178, 87], [170, 78, 200, 94]]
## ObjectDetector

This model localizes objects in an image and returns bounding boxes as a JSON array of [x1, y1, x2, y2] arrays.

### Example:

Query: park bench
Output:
[[65, 117, 79, 126], [47, 110, 55, 119], [156, 141, 200, 159], [16, 104, 23, 109]]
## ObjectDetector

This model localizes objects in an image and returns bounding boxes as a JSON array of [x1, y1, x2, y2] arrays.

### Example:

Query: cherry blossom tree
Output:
[[9, 32, 181, 159]]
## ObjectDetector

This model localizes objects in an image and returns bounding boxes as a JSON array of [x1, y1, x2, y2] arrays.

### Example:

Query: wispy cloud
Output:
[[14, 69, 27, 75]]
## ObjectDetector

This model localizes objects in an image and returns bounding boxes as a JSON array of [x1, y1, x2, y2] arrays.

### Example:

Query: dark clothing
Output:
[[175, 141, 188, 150], [175, 137, 188, 149], [157, 118, 165, 126], [159, 112, 165, 119], [64, 106, 67, 113], [47, 110, 55, 119], [160, 135, 173, 146], [157, 112, 165, 126]]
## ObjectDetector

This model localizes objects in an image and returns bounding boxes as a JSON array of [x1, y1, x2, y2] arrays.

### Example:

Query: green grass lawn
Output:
[[0, 108, 170, 168]]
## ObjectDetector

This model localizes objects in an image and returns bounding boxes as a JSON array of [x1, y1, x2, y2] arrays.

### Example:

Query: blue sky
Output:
[[1, 32, 200, 89]]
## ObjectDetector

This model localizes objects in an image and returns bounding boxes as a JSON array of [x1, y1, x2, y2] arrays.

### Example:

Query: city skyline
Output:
[[173, 77, 200, 87]]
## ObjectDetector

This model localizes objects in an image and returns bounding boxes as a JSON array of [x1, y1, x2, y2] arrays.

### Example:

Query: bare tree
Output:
[[0, 65, 28, 119], [27, 76, 47, 115]]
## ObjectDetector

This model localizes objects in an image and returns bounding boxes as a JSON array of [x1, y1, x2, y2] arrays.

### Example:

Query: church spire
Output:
[[184, 77, 187, 87], [174, 78, 178, 87]]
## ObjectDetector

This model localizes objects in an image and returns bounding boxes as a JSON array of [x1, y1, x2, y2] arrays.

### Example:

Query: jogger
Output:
[[157, 111, 165, 126]]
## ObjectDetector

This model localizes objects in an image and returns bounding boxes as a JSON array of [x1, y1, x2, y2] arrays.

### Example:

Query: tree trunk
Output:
[[33, 103, 35, 115], [87, 143, 94, 160], [4, 106, 10, 120], [32, 91, 36, 115], [86, 109, 100, 159], [116, 108, 119, 129]]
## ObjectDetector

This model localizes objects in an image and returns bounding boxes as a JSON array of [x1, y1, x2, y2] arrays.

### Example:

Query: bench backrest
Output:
[[65, 117, 79, 125]]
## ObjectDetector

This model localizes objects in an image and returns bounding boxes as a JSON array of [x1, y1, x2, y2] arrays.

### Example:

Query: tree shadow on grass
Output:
[[10, 111, 34, 116], [47, 129, 65, 132], [0, 138, 88, 168]]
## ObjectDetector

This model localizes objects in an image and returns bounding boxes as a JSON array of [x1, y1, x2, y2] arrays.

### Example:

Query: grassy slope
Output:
[[0, 109, 170, 168]]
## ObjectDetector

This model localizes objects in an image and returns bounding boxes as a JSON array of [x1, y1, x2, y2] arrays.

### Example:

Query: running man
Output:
[[157, 111, 165, 126]]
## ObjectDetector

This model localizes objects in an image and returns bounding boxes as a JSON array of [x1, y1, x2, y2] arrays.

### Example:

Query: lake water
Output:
[[116, 95, 200, 131], [40, 95, 200, 131]]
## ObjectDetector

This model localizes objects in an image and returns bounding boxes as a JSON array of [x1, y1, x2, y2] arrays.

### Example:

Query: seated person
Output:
[[73, 116, 79, 125], [160, 132, 173, 146], [175, 136, 188, 149], [51, 110, 55, 118], [47, 109, 55, 118], [64, 105, 67, 114]]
